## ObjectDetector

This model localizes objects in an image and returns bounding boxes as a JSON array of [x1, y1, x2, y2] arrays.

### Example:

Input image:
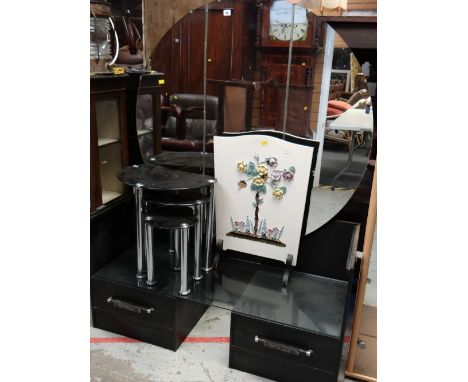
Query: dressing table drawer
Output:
[[92, 307, 176, 350], [92, 278, 175, 330], [230, 313, 341, 373], [230, 345, 336, 382], [91, 251, 209, 352]]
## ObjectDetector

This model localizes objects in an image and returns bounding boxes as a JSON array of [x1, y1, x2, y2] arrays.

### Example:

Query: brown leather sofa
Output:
[[161, 94, 219, 152]]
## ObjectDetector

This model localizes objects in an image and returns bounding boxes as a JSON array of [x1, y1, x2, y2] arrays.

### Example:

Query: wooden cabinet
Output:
[[353, 305, 377, 378], [90, 74, 129, 211], [345, 164, 377, 382], [150, 0, 257, 97]]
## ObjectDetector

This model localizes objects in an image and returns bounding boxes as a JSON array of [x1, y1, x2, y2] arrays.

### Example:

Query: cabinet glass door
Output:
[[95, 97, 124, 204], [136, 93, 154, 160]]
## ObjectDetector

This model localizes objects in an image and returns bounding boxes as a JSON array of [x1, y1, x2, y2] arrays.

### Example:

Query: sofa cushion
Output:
[[327, 107, 344, 116], [328, 100, 352, 112]]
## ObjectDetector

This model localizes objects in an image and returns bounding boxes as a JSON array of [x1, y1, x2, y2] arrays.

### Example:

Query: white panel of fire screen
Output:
[[214, 134, 314, 266]]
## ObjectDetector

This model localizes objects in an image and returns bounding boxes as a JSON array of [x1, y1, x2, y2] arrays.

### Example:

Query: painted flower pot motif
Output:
[[228, 153, 296, 247], [234, 220, 245, 232]]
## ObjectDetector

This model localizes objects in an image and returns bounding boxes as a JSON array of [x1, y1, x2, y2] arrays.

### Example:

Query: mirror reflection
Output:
[[141, 0, 374, 234], [136, 91, 154, 159]]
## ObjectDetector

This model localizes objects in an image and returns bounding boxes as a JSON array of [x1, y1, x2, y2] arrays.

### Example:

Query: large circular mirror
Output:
[[140, 0, 376, 235]]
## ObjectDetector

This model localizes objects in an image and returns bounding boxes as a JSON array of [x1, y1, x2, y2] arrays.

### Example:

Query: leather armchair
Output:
[[161, 94, 219, 152]]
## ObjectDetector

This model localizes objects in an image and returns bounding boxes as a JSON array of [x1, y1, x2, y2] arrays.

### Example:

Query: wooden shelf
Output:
[[102, 190, 122, 204], [98, 138, 121, 147], [137, 129, 152, 136]]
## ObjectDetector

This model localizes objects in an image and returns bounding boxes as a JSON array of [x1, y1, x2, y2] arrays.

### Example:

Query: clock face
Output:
[[269, 23, 308, 42], [268, 1, 308, 42]]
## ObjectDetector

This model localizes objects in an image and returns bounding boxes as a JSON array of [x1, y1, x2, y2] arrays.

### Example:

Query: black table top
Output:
[[148, 152, 214, 175], [145, 206, 198, 229], [94, 248, 348, 338], [117, 164, 216, 191]]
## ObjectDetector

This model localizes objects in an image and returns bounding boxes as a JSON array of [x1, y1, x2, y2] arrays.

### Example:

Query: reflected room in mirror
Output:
[[144, 0, 374, 236]]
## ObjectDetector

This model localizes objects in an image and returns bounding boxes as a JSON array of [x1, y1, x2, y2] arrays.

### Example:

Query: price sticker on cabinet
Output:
[[223, 9, 231, 16]]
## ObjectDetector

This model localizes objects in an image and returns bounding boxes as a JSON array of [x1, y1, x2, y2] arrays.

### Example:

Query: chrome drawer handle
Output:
[[254, 335, 313, 357], [106, 297, 155, 314]]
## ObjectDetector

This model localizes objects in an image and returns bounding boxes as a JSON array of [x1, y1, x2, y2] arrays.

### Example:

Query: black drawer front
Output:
[[92, 278, 175, 329], [230, 345, 336, 382], [92, 307, 176, 351], [231, 313, 340, 372]]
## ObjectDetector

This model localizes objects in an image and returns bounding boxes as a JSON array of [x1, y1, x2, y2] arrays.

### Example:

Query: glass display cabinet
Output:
[[90, 74, 129, 211]]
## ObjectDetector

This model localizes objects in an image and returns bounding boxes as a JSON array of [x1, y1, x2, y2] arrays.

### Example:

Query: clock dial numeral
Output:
[[270, 23, 307, 42]]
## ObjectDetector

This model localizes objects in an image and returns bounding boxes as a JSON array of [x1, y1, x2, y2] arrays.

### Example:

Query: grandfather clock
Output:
[[256, 0, 323, 137]]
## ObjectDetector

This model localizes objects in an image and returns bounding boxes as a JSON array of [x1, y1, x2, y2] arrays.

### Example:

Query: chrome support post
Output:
[[193, 204, 204, 281], [134, 186, 146, 279], [179, 228, 191, 295], [168, 229, 175, 262], [144, 219, 157, 286], [203, 184, 215, 272], [173, 230, 181, 271]]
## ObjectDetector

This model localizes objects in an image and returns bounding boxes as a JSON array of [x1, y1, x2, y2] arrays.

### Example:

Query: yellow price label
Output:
[[158, 79, 165, 85], [112, 67, 125, 75]]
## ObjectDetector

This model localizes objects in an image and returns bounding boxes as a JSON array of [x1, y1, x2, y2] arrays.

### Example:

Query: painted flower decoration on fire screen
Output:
[[227, 154, 296, 247]]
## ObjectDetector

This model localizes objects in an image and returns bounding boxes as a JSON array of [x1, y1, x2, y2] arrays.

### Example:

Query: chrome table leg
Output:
[[144, 219, 157, 286], [193, 204, 204, 281], [179, 228, 191, 295], [134, 186, 146, 279], [203, 184, 215, 272], [173, 230, 181, 271]]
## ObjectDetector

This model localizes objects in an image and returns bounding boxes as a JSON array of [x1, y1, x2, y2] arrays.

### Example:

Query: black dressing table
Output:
[[92, 161, 358, 381], [91, 2, 362, 379], [88, 0, 379, 378], [92, 216, 357, 381]]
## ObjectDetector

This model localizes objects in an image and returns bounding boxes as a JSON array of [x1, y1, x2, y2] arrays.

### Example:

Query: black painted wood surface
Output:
[[229, 345, 336, 382], [91, 257, 209, 351], [90, 195, 136, 275]]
